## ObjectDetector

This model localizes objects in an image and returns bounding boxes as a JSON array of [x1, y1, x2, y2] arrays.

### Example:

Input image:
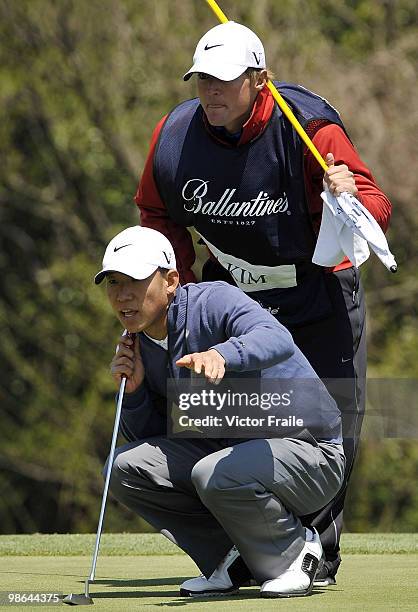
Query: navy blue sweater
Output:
[[120, 282, 342, 443]]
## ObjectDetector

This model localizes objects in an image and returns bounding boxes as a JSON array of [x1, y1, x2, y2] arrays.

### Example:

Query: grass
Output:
[[0, 534, 417, 610], [1, 532, 417, 556]]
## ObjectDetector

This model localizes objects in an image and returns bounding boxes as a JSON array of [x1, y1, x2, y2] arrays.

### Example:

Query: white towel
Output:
[[312, 189, 397, 272]]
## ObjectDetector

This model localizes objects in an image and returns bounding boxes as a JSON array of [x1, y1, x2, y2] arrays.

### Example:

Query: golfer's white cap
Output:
[[183, 21, 266, 82], [94, 226, 176, 285]]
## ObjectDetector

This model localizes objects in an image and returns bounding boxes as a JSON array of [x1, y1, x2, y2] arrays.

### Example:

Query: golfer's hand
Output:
[[176, 349, 226, 385], [324, 153, 358, 197], [110, 333, 145, 394]]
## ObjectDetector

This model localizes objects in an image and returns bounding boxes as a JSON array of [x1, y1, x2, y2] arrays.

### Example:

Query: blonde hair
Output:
[[246, 67, 276, 85]]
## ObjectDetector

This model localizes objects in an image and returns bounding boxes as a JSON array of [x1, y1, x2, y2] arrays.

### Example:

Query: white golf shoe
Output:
[[180, 546, 241, 597], [260, 527, 322, 598]]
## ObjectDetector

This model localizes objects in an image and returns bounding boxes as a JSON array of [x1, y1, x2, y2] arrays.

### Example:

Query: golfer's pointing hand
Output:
[[324, 152, 358, 197], [176, 349, 226, 385], [110, 333, 145, 394]]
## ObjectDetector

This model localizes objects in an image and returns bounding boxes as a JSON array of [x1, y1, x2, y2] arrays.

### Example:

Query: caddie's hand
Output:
[[110, 333, 145, 394], [176, 349, 226, 385], [324, 152, 358, 197]]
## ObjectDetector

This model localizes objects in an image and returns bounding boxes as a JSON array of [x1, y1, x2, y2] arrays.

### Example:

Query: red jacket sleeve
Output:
[[304, 123, 392, 271], [134, 116, 197, 284]]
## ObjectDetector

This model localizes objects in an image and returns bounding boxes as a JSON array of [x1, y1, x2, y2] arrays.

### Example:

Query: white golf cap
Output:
[[94, 226, 176, 285], [183, 21, 266, 82]]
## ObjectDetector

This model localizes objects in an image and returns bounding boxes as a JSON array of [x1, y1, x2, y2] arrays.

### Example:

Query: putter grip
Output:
[[127, 331, 137, 377]]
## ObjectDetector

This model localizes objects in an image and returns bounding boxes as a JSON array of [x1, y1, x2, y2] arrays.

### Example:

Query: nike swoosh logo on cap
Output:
[[113, 244, 132, 252], [204, 43, 224, 50]]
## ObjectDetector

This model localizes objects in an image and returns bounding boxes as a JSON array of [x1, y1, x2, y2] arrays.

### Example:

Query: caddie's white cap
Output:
[[94, 226, 176, 285], [183, 21, 266, 82]]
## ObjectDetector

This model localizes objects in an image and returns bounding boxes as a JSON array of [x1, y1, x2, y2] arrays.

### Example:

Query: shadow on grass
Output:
[[92, 577, 191, 587], [148, 590, 326, 606], [81, 589, 258, 601], [77, 587, 325, 604]]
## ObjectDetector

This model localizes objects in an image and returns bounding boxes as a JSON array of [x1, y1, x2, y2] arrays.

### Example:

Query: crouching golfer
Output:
[[95, 225, 345, 598]]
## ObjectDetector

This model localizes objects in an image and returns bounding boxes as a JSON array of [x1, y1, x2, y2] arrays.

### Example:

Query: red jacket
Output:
[[134, 87, 392, 284]]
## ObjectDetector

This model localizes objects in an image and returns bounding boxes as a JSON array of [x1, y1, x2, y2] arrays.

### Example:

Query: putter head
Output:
[[63, 579, 94, 605], [62, 593, 94, 605]]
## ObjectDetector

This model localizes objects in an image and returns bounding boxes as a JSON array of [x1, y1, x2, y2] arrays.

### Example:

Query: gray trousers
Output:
[[109, 436, 345, 582]]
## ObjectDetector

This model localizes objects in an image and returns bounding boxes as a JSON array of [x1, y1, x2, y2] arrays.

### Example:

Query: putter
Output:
[[63, 374, 128, 605]]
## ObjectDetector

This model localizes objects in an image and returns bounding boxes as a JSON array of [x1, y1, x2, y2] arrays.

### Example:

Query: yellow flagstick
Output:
[[206, 0, 228, 22], [205, 0, 329, 172]]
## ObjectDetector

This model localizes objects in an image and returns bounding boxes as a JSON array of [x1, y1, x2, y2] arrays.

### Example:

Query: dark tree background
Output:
[[1, 0, 417, 534]]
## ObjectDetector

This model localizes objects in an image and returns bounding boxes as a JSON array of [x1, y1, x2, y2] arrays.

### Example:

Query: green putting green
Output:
[[0, 534, 417, 610]]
